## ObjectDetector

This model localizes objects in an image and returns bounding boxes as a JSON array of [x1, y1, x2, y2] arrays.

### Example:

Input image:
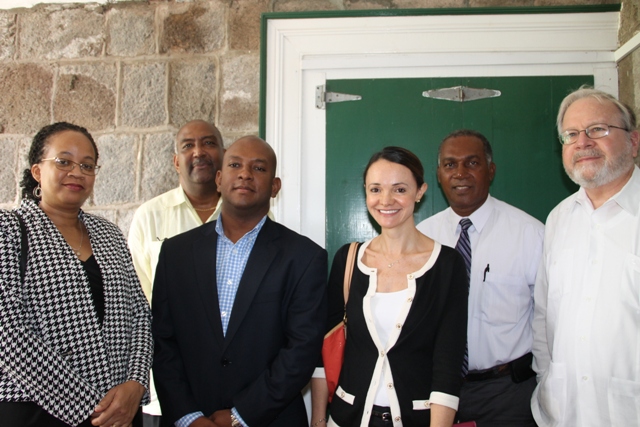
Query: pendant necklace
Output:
[[383, 253, 405, 268], [71, 222, 84, 257]]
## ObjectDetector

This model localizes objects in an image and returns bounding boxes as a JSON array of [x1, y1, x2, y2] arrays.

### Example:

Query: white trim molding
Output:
[[264, 11, 619, 247]]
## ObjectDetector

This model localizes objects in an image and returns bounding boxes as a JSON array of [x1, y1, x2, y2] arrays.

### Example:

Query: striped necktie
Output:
[[455, 218, 472, 376]]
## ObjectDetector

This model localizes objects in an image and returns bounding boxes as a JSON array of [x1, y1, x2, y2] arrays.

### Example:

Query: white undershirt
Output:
[[371, 289, 409, 406]]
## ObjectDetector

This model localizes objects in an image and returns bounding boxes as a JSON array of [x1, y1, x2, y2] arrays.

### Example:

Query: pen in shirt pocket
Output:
[[483, 264, 490, 282]]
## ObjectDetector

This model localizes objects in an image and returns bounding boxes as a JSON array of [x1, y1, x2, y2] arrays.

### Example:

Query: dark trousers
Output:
[[0, 401, 143, 427], [456, 375, 537, 427]]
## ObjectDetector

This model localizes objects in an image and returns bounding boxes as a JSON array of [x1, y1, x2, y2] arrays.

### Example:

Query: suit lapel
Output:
[[223, 219, 279, 349], [192, 222, 225, 349]]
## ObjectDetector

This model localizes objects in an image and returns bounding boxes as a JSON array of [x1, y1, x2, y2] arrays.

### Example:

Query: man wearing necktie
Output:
[[417, 130, 543, 427]]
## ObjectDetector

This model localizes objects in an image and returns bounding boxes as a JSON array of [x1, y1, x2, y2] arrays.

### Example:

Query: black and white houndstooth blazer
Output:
[[0, 199, 152, 426]]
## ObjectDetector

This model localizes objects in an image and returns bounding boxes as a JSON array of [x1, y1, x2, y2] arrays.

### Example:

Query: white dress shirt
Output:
[[531, 166, 640, 427], [128, 186, 221, 416], [417, 195, 544, 370]]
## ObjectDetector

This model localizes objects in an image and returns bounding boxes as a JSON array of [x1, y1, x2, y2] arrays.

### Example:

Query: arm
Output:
[[234, 247, 328, 426], [430, 251, 468, 398], [152, 241, 202, 424], [531, 240, 551, 381], [92, 228, 153, 426], [310, 244, 353, 427], [430, 403, 456, 427], [0, 214, 102, 426], [310, 378, 329, 427], [127, 209, 153, 302]]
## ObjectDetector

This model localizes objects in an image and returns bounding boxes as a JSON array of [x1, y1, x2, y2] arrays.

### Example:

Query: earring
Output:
[[33, 183, 42, 199], [416, 199, 421, 203]]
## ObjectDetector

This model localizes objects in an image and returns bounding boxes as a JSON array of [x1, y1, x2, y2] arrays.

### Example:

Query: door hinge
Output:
[[422, 86, 501, 102], [316, 85, 362, 109]]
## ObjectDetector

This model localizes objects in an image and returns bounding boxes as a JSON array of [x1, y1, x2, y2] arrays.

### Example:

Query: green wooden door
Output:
[[325, 76, 590, 260]]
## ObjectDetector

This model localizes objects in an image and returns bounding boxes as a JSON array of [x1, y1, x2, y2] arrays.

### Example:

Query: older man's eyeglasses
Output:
[[559, 123, 628, 146], [41, 157, 101, 176]]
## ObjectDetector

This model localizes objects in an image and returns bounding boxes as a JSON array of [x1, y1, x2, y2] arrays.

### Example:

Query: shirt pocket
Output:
[[607, 377, 640, 426], [479, 272, 530, 325]]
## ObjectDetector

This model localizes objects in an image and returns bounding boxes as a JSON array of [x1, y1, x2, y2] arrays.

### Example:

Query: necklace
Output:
[[193, 206, 216, 212], [383, 253, 405, 268], [71, 222, 84, 257]]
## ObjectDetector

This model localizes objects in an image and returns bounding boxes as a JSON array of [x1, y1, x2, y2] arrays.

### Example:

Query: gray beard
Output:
[[565, 144, 634, 189]]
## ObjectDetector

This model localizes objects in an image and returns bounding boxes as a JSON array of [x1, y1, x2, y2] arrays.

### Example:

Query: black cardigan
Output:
[[327, 241, 468, 427]]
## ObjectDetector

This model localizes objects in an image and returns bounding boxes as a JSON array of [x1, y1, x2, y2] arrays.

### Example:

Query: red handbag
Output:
[[322, 242, 358, 402]]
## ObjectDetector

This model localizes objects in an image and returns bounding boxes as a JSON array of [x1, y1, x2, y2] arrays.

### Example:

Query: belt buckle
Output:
[[381, 412, 392, 421]]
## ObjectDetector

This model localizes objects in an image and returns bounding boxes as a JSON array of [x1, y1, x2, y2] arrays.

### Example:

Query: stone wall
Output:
[[0, 0, 637, 234]]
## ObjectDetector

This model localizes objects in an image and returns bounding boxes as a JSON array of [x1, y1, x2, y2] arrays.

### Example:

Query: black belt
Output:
[[463, 362, 511, 382], [463, 352, 534, 383], [371, 405, 392, 421]]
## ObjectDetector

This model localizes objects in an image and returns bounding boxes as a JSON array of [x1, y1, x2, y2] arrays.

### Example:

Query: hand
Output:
[[209, 409, 233, 427], [190, 417, 220, 427], [90, 380, 145, 427]]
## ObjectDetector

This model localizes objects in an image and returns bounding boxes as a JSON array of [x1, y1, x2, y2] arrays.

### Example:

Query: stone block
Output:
[[345, 0, 394, 9], [115, 207, 135, 237], [121, 62, 167, 128], [394, 0, 465, 7], [106, 6, 156, 57], [229, 0, 269, 50], [0, 12, 16, 60], [140, 132, 179, 202], [53, 63, 117, 131], [159, 2, 225, 54], [534, 0, 618, 4], [19, 5, 105, 60], [168, 59, 217, 127], [0, 63, 53, 135], [93, 133, 137, 205], [273, 0, 342, 11], [618, 0, 639, 43], [219, 53, 260, 134], [0, 137, 20, 204]]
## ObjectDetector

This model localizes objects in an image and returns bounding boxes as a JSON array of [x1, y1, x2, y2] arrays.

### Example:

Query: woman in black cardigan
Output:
[[311, 147, 468, 427], [0, 122, 152, 427]]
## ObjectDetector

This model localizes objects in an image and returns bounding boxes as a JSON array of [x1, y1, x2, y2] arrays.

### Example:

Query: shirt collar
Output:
[[447, 194, 494, 235], [574, 166, 640, 215], [215, 214, 268, 241]]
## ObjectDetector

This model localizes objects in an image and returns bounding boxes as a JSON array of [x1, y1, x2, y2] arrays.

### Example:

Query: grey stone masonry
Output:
[[0, 0, 637, 235]]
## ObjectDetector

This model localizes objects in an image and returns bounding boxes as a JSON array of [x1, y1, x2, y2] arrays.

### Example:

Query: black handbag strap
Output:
[[12, 212, 28, 284]]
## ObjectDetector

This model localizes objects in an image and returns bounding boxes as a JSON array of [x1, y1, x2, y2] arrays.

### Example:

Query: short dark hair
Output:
[[437, 129, 493, 165], [20, 122, 98, 201], [363, 146, 425, 188]]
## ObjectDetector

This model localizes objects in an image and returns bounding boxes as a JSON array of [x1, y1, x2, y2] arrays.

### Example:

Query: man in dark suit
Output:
[[152, 136, 328, 427]]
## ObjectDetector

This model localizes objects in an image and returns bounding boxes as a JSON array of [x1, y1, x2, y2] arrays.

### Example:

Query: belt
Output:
[[463, 362, 511, 382], [371, 406, 392, 421]]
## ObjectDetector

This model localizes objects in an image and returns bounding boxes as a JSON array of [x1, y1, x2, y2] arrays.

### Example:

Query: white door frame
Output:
[[264, 10, 619, 248]]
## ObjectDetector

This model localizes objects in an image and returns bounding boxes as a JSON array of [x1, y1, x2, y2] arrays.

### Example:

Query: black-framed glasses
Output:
[[559, 123, 628, 146], [40, 157, 101, 176]]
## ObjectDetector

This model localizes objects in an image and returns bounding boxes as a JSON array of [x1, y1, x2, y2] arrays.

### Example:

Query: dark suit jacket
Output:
[[152, 218, 327, 427]]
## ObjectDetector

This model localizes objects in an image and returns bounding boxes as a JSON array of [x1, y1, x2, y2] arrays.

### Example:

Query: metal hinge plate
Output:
[[316, 85, 362, 109], [422, 86, 501, 102]]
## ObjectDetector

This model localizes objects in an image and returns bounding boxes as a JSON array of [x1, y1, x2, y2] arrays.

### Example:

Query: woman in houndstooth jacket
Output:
[[0, 122, 152, 427]]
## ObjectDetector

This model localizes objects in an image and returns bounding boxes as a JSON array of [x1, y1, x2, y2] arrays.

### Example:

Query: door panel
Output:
[[325, 76, 591, 261]]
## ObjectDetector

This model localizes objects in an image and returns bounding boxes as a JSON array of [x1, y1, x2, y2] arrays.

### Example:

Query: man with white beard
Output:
[[531, 87, 640, 426]]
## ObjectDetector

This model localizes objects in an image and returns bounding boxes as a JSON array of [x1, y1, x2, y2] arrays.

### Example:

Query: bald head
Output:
[[216, 135, 281, 220], [175, 120, 222, 153]]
